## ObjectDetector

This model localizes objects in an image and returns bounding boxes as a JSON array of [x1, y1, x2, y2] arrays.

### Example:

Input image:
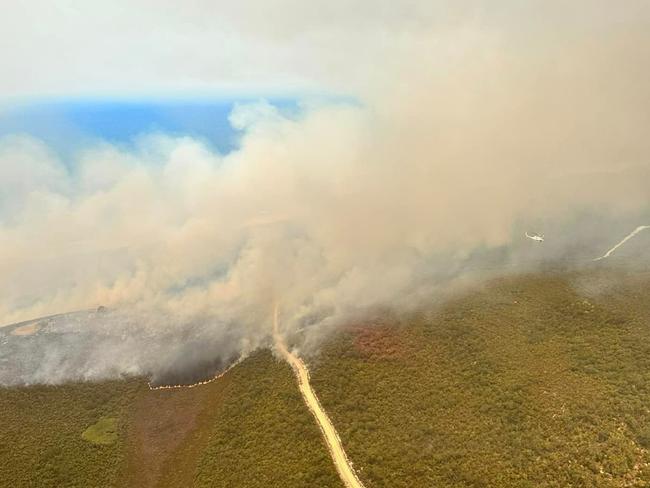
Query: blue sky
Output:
[[0, 98, 302, 160]]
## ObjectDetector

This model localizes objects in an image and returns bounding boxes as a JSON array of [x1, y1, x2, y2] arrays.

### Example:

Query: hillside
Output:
[[0, 352, 341, 488], [2, 269, 650, 487], [311, 270, 650, 487]]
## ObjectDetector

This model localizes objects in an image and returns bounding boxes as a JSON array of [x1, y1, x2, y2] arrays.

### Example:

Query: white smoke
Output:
[[1, 1, 650, 384]]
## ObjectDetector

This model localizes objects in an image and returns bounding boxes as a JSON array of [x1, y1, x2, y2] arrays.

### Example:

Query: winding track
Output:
[[593, 225, 650, 261], [273, 303, 365, 488], [147, 304, 366, 487], [11, 224, 650, 481]]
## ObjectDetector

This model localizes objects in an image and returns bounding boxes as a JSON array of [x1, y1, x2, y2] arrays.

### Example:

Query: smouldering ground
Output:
[[2, 269, 650, 487]]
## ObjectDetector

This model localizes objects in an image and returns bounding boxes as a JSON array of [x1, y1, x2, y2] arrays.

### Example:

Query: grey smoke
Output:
[[2, 1, 650, 385]]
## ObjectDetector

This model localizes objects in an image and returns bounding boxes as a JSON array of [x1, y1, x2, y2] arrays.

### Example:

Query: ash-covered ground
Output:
[[0, 309, 240, 387]]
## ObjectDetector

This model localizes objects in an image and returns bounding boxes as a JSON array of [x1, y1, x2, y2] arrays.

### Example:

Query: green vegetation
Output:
[[311, 270, 650, 487], [0, 351, 339, 488], [0, 380, 140, 488], [3, 270, 650, 487], [192, 351, 342, 488], [82, 416, 118, 445]]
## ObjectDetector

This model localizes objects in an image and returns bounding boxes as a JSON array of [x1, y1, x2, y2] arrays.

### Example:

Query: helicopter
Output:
[[525, 232, 544, 242]]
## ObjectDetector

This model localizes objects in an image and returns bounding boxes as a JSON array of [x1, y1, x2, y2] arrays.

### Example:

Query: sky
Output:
[[1, 1, 645, 101], [1, 1, 650, 384], [0, 98, 303, 159]]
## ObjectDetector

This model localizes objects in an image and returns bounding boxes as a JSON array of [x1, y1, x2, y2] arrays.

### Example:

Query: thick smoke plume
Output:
[[1, 1, 650, 385]]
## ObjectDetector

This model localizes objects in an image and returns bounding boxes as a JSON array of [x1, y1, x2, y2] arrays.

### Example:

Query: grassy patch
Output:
[[3, 270, 650, 487], [82, 416, 118, 445], [0, 380, 141, 487], [0, 351, 340, 488]]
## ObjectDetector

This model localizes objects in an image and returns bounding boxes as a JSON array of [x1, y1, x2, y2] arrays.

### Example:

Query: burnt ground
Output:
[[123, 377, 231, 487]]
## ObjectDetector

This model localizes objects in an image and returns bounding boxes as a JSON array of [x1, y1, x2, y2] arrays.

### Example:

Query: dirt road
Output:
[[273, 304, 365, 488]]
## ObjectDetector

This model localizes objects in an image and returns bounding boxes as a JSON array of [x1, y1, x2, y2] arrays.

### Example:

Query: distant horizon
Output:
[[2, 0, 649, 388], [0, 97, 303, 159]]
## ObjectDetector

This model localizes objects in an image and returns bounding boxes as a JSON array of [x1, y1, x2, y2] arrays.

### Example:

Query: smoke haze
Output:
[[1, 1, 649, 384]]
